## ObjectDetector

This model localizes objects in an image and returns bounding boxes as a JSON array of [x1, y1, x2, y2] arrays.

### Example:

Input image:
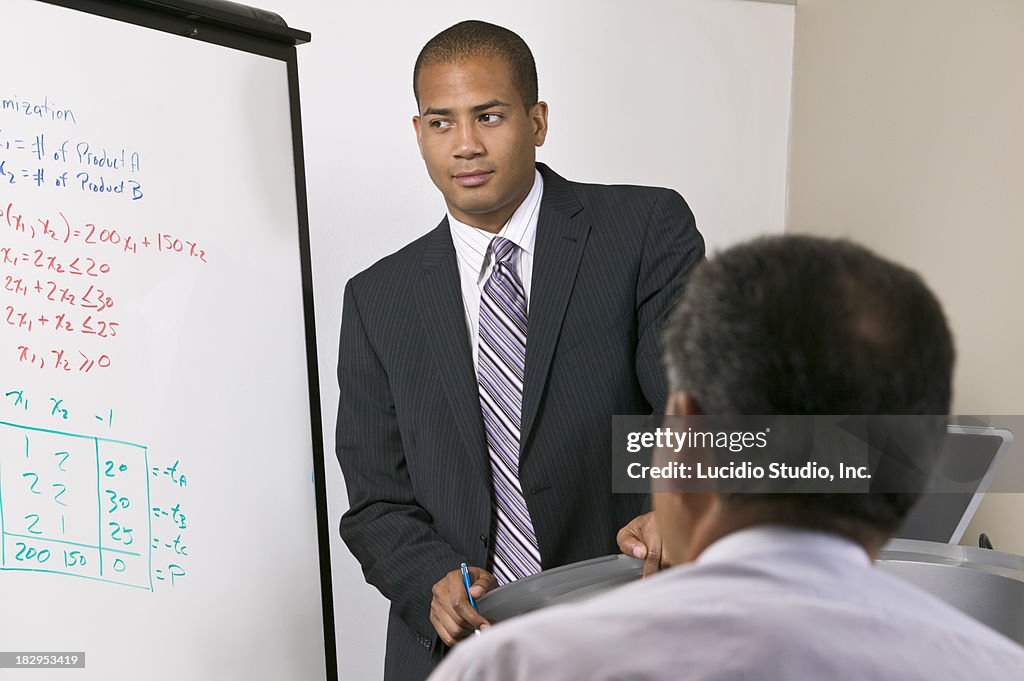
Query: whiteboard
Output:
[[0, 2, 331, 680]]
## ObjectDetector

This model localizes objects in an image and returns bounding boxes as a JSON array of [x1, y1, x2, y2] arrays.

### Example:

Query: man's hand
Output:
[[429, 565, 497, 647], [617, 511, 664, 577]]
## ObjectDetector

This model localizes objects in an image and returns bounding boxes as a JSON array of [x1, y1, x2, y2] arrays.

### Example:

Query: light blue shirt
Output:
[[430, 525, 1024, 680]]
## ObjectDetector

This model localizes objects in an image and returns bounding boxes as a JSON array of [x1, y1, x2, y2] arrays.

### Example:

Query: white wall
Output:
[[787, 1, 1024, 553], [253, 1, 795, 677]]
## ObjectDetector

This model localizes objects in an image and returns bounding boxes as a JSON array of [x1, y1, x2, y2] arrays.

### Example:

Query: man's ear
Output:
[[667, 391, 702, 417], [530, 101, 549, 147], [662, 391, 713, 496], [412, 116, 424, 158]]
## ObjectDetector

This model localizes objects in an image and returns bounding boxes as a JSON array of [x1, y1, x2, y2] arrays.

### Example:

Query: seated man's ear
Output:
[[667, 391, 702, 417]]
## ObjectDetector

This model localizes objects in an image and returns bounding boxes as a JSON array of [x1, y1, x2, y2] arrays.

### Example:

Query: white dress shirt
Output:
[[448, 170, 543, 370], [429, 525, 1024, 681]]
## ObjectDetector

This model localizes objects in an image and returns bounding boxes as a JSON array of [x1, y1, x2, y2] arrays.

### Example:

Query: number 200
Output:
[[14, 542, 50, 563]]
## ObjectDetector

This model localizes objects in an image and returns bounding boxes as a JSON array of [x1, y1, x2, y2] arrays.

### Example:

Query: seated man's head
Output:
[[657, 235, 955, 563]]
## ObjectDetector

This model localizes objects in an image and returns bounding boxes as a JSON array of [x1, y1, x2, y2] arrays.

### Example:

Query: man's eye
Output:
[[479, 113, 502, 124], [429, 119, 452, 129]]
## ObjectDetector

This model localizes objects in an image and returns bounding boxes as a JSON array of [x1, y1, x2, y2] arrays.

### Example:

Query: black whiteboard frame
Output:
[[32, 2, 335, 680]]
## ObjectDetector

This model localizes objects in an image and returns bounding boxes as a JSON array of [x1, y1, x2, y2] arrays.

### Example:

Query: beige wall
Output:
[[787, 0, 1024, 552]]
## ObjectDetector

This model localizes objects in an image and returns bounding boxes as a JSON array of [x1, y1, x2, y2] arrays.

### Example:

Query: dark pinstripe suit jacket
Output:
[[336, 164, 704, 681]]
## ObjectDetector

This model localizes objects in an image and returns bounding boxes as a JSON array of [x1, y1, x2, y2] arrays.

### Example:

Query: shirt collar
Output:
[[695, 525, 873, 568], [449, 169, 543, 278]]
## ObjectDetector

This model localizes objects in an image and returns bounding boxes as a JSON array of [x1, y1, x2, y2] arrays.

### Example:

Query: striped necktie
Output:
[[478, 236, 541, 585]]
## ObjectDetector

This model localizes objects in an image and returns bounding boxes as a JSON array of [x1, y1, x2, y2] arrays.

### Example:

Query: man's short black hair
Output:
[[413, 20, 539, 110], [662, 235, 956, 540]]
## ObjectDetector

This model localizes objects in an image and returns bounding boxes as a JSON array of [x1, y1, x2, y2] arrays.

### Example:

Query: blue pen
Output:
[[460, 562, 477, 608]]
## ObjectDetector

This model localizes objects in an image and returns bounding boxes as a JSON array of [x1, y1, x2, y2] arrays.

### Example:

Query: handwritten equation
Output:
[[2, 199, 207, 260], [1, 196, 208, 373], [0, 419, 190, 591], [1, 92, 145, 204], [0, 134, 144, 202]]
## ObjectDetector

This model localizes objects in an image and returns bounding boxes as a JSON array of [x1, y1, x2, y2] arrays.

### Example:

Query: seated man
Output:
[[428, 235, 1024, 680]]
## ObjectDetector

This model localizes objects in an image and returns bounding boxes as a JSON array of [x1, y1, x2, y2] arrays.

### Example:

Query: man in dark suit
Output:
[[336, 20, 704, 681]]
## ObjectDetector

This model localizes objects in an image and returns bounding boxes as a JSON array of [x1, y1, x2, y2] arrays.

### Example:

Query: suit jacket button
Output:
[[479, 533, 488, 547]]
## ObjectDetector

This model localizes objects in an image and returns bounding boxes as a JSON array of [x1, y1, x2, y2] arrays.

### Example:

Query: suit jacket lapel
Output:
[[521, 165, 590, 456], [416, 220, 490, 486]]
